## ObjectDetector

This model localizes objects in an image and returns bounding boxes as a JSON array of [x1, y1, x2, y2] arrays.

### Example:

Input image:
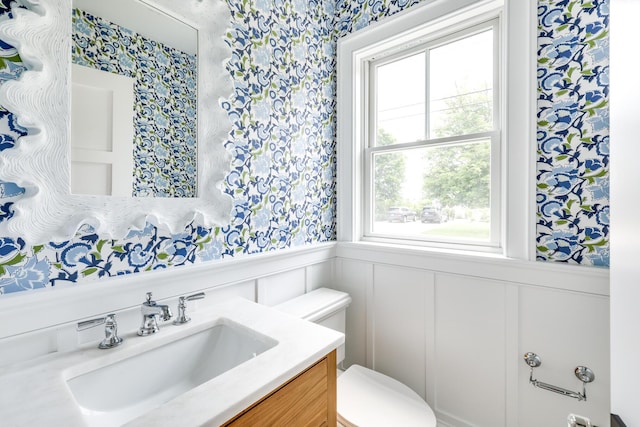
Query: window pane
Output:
[[376, 53, 425, 145], [372, 139, 491, 242], [429, 30, 493, 138]]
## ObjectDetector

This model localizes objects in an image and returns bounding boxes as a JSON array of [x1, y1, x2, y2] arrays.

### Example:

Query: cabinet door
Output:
[[224, 351, 336, 426]]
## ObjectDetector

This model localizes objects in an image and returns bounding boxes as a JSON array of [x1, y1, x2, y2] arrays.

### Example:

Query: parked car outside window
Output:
[[421, 206, 443, 223], [387, 207, 417, 222]]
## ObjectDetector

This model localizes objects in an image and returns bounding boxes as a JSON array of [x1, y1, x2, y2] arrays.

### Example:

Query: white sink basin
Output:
[[65, 318, 277, 426]]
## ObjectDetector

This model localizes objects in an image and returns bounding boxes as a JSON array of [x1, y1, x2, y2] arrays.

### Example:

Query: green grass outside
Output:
[[421, 221, 490, 239]]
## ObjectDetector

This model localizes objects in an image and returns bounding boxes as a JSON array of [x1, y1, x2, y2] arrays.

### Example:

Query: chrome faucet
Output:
[[77, 313, 124, 349], [173, 292, 205, 325], [138, 292, 172, 336]]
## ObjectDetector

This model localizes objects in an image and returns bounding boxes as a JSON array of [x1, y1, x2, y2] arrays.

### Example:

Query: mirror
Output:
[[71, 0, 199, 197], [0, 0, 233, 244]]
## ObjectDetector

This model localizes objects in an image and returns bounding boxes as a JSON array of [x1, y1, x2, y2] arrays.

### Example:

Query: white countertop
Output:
[[0, 297, 344, 426]]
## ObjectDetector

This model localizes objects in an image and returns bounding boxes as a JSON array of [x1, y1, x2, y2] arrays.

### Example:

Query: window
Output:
[[366, 21, 501, 249], [336, 0, 536, 257]]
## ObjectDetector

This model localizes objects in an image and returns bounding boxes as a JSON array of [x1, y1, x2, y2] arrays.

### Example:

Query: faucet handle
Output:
[[145, 292, 153, 304], [183, 292, 205, 302], [77, 313, 124, 349], [173, 292, 205, 325]]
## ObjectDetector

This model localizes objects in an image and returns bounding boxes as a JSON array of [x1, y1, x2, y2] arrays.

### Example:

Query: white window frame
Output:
[[364, 20, 501, 250], [337, 0, 536, 259]]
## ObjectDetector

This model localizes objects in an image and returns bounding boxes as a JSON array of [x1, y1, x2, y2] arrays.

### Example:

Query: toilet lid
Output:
[[274, 288, 351, 322], [337, 365, 437, 427]]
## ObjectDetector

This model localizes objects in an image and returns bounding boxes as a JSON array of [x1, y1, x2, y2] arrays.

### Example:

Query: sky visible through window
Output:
[[375, 30, 493, 204]]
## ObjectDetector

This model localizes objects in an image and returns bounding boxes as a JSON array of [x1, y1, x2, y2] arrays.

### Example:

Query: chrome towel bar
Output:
[[523, 352, 595, 401]]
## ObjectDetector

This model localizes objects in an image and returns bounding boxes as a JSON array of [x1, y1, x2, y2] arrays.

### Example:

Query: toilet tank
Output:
[[274, 288, 351, 364]]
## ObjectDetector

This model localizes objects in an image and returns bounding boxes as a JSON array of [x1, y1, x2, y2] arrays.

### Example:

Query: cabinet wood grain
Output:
[[223, 350, 337, 426]]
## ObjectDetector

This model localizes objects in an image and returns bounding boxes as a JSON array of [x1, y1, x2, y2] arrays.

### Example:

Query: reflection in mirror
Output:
[[71, 0, 198, 198], [0, 0, 233, 243]]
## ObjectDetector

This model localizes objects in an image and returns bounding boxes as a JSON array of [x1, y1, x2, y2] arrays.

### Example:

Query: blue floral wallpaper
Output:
[[0, 0, 609, 295], [536, 0, 609, 265], [72, 8, 198, 198], [335, 0, 421, 35], [336, 0, 610, 266], [0, 0, 337, 294]]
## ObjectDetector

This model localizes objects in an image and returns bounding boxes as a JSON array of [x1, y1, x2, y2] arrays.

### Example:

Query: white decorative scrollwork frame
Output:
[[0, 0, 233, 244]]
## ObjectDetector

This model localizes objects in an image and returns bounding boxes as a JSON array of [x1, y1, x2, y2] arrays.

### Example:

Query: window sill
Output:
[[335, 240, 609, 296]]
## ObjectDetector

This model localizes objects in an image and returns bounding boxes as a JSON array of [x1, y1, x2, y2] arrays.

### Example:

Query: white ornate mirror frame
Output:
[[0, 0, 233, 244]]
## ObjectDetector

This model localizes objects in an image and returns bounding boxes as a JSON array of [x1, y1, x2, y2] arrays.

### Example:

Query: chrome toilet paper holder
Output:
[[523, 352, 595, 401]]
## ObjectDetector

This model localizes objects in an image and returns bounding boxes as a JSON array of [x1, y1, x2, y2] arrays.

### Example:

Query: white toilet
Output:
[[275, 288, 437, 427]]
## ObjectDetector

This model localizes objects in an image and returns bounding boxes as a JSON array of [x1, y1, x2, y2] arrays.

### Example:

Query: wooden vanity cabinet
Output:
[[223, 350, 337, 426]]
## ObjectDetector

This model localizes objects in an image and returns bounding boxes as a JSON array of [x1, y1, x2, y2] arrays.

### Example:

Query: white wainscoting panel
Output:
[[256, 268, 306, 306], [371, 264, 432, 400], [1, 240, 609, 427], [198, 280, 256, 310], [518, 286, 610, 427], [433, 274, 507, 427], [306, 260, 336, 292], [334, 258, 372, 368], [335, 243, 609, 427]]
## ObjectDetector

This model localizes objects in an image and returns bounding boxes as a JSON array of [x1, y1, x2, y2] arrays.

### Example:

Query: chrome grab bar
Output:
[[523, 352, 594, 402]]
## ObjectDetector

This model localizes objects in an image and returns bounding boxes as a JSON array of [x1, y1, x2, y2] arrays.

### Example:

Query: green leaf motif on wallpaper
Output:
[[583, 239, 608, 253], [196, 234, 212, 251], [111, 245, 126, 254], [585, 29, 608, 48], [96, 239, 109, 253], [82, 267, 97, 277], [582, 169, 607, 184], [0, 52, 22, 69], [585, 100, 608, 117], [0, 252, 26, 275]]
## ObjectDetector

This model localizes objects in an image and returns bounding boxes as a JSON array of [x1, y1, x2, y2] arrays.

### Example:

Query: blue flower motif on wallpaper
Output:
[[72, 8, 197, 198], [0, 237, 49, 292], [0, 42, 25, 83], [0, 7, 27, 226], [0, 0, 611, 295], [0, 0, 26, 20], [0, 108, 27, 152], [23, 222, 216, 289], [335, 0, 422, 37], [222, 0, 338, 254], [338, 0, 610, 265], [537, 0, 609, 266]]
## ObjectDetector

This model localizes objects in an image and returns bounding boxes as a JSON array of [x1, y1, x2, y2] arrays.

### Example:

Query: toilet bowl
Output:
[[274, 288, 437, 427]]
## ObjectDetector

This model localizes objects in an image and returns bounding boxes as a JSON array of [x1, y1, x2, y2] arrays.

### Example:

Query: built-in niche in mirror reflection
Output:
[[71, 1, 197, 197]]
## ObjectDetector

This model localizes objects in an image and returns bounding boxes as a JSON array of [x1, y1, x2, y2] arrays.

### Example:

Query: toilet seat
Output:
[[337, 365, 437, 427]]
